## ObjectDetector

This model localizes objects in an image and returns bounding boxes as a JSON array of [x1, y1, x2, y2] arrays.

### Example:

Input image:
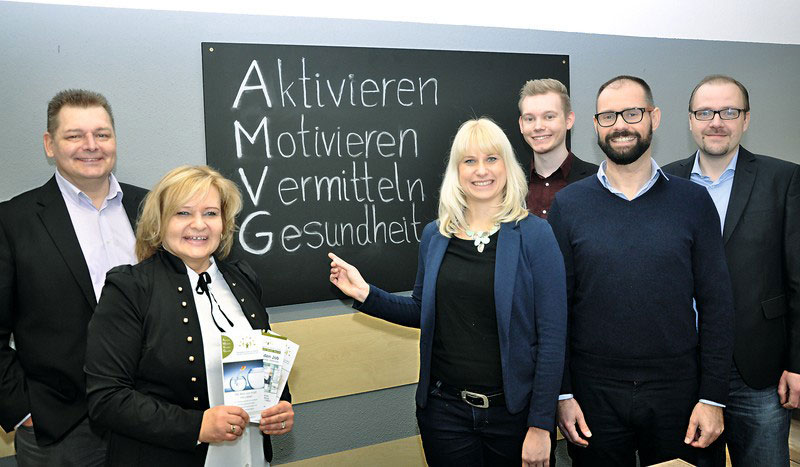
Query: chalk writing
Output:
[[202, 42, 568, 305]]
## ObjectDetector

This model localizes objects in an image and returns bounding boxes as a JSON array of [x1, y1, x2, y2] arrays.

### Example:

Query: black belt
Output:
[[433, 381, 505, 408]]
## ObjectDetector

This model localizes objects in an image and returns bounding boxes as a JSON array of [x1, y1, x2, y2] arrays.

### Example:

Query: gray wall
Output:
[[2, 1, 799, 463], [2, 2, 799, 204]]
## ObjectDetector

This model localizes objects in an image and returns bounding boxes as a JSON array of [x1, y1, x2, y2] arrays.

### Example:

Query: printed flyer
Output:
[[263, 330, 299, 408], [221, 330, 299, 421], [221, 330, 265, 420]]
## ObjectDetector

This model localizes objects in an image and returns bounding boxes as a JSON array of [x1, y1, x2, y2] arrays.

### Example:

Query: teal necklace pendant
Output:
[[465, 224, 500, 253]]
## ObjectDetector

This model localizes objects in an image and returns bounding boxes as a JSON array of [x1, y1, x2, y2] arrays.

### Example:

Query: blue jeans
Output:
[[415, 385, 529, 466], [723, 365, 791, 466]]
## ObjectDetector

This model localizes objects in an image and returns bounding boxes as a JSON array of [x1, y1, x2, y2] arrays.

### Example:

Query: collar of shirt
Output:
[[532, 151, 574, 180], [185, 258, 249, 333], [185, 256, 221, 289], [596, 158, 669, 201], [690, 148, 739, 186], [689, 148, 738, 234], [55, 170, 124, 211]]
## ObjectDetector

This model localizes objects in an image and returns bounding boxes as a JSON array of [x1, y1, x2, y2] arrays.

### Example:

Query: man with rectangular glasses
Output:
[[548, 75, 734, 466], [664, 75, 800, 466]]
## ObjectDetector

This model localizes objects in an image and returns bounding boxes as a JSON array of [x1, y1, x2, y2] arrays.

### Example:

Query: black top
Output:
[[430, 231, 502, 391]]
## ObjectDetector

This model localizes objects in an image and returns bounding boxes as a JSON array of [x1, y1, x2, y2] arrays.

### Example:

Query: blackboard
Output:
[[201, 42, 569, 306]]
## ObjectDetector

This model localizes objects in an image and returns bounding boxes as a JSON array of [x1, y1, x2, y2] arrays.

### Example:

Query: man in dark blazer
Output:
[[664, 75, 800, 466], [0, 89, 147, 466], [518, 78, 598, 220]]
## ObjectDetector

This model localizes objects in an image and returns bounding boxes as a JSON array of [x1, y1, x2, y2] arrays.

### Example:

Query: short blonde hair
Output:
[[136, 165, 243, 262], [518, 78, 572, 115], [438, 118, 529, 236]]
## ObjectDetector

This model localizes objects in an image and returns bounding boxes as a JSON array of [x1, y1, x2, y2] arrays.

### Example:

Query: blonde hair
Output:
[[136, 165, 243, 262], [518, 78, 572, 115], [437, 118, 529, 237]]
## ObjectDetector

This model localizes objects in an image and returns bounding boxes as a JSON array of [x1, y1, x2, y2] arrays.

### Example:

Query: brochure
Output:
[[221, 329, 299, 422], [263, 329, 299, 409], [220, 330, 265, 420], [261, 331, 287, 407]]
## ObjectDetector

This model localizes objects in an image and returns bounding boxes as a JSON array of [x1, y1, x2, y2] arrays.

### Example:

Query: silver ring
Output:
[[230, 424, 236, 434], [281, 420, 286, 429]]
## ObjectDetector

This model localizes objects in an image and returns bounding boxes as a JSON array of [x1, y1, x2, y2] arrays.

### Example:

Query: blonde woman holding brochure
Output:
[[85, 166, 293, 466]]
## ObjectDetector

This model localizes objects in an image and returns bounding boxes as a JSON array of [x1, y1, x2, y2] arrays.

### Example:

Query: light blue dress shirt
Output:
[[55, 170, 137, 301], [596, 158, 668, 200], [689, 149, 738, 234]]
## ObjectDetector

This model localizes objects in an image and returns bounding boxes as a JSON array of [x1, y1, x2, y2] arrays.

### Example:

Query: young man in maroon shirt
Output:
[[518, 79, 598, 219], [519, 78, 598, 465]]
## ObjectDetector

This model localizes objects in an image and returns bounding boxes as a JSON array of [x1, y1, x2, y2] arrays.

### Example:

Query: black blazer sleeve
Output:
[[783, 164, 800, 372], [0, 214, 30, 429]]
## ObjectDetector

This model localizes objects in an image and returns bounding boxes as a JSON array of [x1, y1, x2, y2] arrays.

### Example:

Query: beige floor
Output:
[[790, 418, 800, 466]]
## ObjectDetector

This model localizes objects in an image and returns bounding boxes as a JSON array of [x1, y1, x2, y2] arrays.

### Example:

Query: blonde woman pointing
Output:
[[330, 118, 567, 467]]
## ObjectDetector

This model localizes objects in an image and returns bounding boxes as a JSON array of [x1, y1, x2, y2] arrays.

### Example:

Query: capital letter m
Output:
[[234, 117, 271, 160]]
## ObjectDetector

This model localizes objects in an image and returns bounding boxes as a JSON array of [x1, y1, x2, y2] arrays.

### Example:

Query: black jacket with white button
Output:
[[85, 248, 289, 466]]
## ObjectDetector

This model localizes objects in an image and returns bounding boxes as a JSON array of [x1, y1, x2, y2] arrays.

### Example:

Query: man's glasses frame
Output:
[[690, 108, 746, 121], [594, 107, 654, 127]]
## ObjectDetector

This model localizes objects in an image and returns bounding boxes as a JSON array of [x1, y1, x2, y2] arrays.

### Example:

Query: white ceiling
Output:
[[6, 0, 800, 45]]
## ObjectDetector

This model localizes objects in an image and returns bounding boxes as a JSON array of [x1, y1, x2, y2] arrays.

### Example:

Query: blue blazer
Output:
[[356, 216, 567, 430]]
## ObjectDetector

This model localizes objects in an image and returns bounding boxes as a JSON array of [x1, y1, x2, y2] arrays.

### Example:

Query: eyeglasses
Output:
[[594, 107, 653, 127], [691, 108, 745, 121]]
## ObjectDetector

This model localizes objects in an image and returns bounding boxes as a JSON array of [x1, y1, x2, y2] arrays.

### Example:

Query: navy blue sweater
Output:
[[548, 174, 734, 404]]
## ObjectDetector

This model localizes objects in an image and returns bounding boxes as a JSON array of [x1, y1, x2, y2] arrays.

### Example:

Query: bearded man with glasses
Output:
[[664, 75, 800, 466], [547, 75, 735, 466]]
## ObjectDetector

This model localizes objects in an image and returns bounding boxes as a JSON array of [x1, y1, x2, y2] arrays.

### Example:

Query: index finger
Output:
[[328, 252, 353, 269], [684, 420, 698, 445], [226, 406, 250, 423]]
